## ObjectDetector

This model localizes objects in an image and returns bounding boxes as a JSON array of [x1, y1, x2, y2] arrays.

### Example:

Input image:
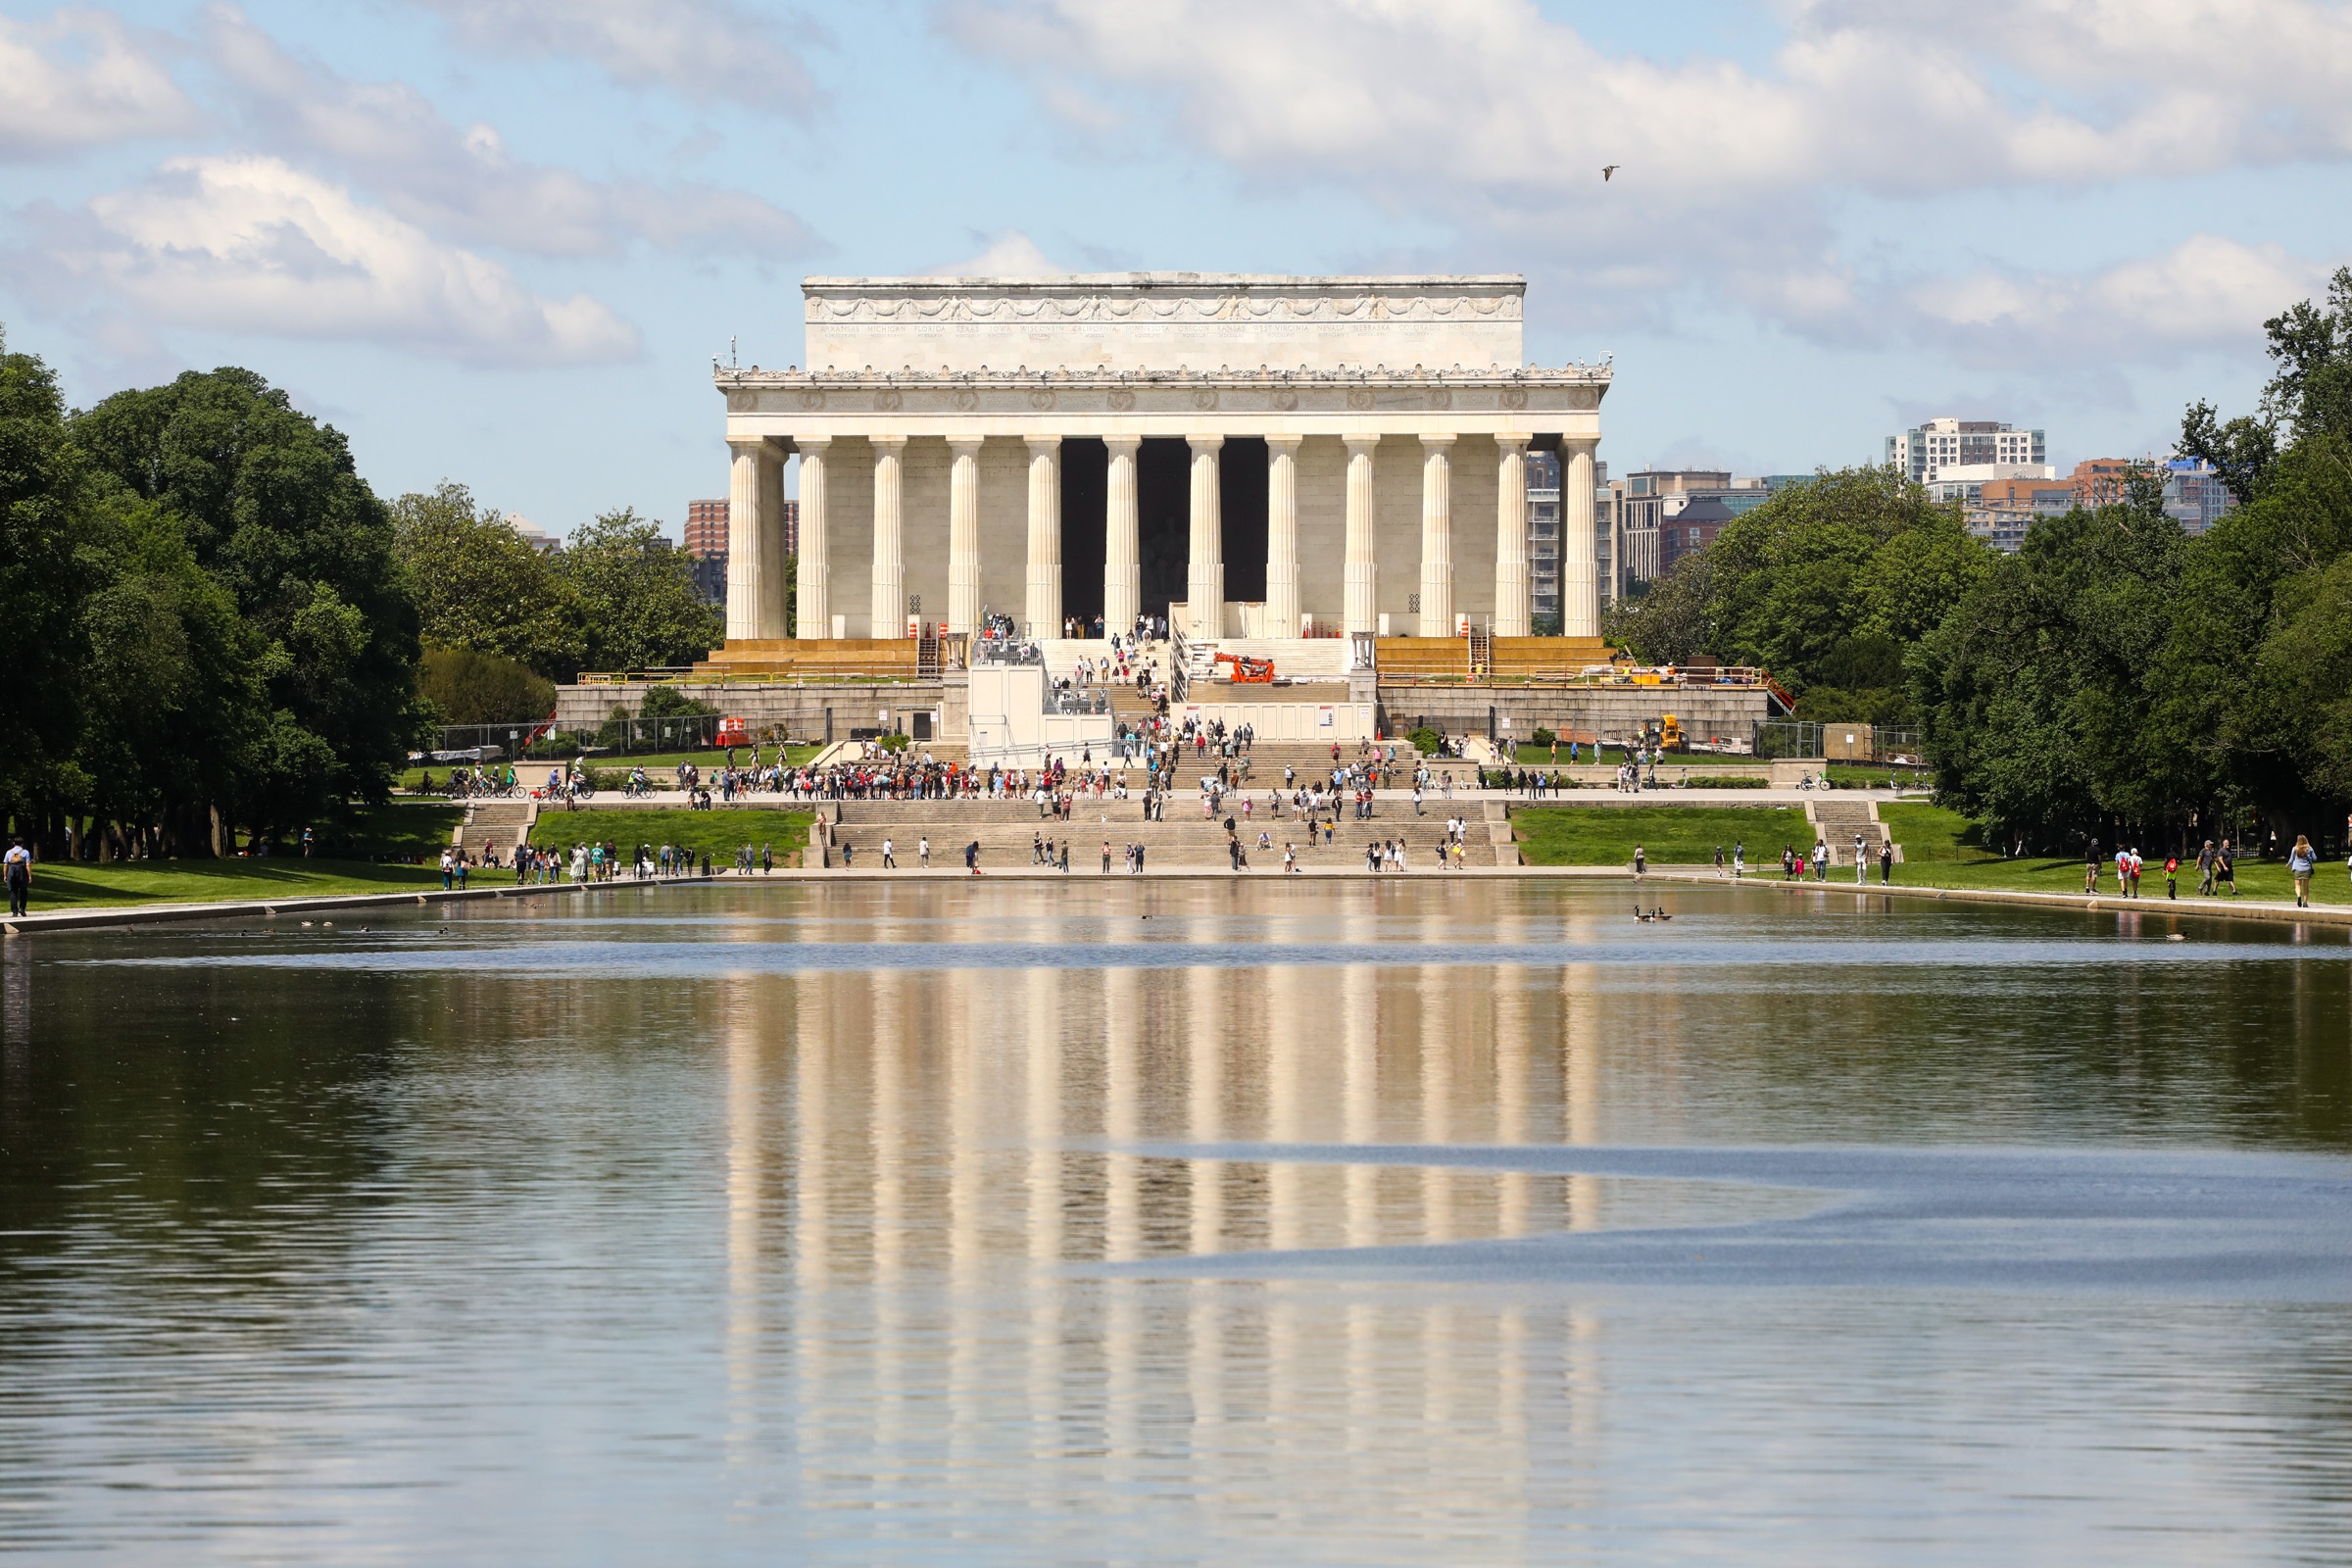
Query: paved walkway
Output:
[[9, 860, 2346, 934]]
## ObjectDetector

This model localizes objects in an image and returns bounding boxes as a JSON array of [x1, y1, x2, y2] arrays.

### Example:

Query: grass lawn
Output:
[[526, 808, 815, 863], [17, 858, 453, 913], [1514, 806, 1814, 866], [1878, 803, 2350, 905], [400, 745, 829, 791]]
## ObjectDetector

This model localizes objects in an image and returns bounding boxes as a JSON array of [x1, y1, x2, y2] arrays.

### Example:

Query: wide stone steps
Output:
[[1806, 800, 1888, 863], [821, 801, 1515, 866], [456, 799, 535, 851]]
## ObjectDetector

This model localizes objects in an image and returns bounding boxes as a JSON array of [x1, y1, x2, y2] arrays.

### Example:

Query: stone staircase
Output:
[[1805, 799, 1892, 865], [455, 798, 536, 855], [813, 789, 1516, 868]]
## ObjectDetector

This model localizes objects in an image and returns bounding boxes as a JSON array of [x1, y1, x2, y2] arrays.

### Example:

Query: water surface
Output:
[[4, 881, 2351, 1564]]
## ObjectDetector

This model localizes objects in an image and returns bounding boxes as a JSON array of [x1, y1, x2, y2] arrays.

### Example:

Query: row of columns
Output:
[[731, 433, 1600, 643]]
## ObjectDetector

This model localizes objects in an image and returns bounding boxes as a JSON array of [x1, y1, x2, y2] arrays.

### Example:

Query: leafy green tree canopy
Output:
[[2180, 265, 2352, 503], [72, 368, 422, 813], [559, 508, 723, 672], [419, 646, 558, 726], [392, 481, 584, 679]]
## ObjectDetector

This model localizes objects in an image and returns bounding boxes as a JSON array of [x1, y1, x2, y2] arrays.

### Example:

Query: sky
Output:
[[4, 0, 2350, 541]]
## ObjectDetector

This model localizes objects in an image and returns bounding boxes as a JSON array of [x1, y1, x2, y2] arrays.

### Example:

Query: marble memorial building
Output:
[[708, 272, 1609, 662]]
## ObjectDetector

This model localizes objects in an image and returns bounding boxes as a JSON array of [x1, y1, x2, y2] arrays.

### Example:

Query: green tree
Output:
[[559, 508, 723, 671], [72, 368, 424, 815], [391, 481, 584, 678], [73, 491, 275, 858], [2180, 265, 2352, 503], [1602, 550, 1714, 664], [0, 336, 94, 838], [1916, 473, 2197, 849], [418, 647, 557, 726]]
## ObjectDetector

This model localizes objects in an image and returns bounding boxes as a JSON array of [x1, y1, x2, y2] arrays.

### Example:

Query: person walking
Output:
[[1853, 833, 1867, 885], [1879, 840, 1893, 885], [5, 836, 30, 917], [1713, 845, 1725, 878], [1734, 840, 1744, 879], [882, 837, 897, 869], [1634, 844, 1646, 878], [919, 835, 930, 868], [2197, 839, 2217, 896], [2165, 854, 2179, 900], [2289, 834, 2318, 907]]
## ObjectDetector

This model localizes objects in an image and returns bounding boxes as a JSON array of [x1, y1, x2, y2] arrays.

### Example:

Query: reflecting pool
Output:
[[4, 881, 2352, 1564]]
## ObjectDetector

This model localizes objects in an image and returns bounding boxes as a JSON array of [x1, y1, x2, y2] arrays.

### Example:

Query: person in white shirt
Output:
[[5, 837, 31, 916]]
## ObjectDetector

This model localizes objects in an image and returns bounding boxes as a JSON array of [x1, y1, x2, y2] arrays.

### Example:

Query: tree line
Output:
[[0, 338, 720, 859], [1606, 269, 2352, 856]]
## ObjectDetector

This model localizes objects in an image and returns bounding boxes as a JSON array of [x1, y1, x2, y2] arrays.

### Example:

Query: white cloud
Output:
[[945, 0, 2352, 356], [1902, 235, 2329, 367], [924, 228, 1064, 276], [407, 0, 817, 115], [0, 7, 202, 159], [204, 6, 816, 258], [17, 155, 640, 366]]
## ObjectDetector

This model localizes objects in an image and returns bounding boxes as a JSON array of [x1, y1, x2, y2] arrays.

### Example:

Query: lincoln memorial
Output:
[[705, 272, 1609, 666]]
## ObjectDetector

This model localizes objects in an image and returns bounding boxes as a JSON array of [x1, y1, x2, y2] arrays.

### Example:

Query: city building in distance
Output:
[[683, 498, 797, 607], [1960, 457, 2238, 552], [1611, 469, 1772, 585], [505, 513, 561, 554], [1886, 416, 2047, 485]]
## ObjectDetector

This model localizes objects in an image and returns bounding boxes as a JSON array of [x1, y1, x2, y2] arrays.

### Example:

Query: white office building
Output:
[[1886, 418, 2047, 486]]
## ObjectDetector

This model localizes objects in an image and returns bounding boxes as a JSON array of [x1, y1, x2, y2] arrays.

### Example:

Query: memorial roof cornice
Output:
[[713, 363, 1611, 389]]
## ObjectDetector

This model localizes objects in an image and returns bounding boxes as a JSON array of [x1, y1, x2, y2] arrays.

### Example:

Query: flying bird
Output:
[[1601, 165, 1619, 181]]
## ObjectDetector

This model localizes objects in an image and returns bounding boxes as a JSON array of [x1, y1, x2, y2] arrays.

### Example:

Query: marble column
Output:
[[794, 436, 830, 640], [1343, 434, 1379, 638], [1418, 433, 1454, 638], [1562, 437, 1599, 638], [724, 438, 767, 642], [948, 436, 983, 636], [757, 445, 787, 637], [1186, 434, 1223, 642], [1494, 436, 1530, 638], [870, 435, 906, 638], [1103, 436, 1141, 636], [1024, 435, 1062, 638], [1264, 435, 1301, 637]]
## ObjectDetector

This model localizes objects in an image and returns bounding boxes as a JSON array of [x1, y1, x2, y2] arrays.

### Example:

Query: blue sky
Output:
[[5, 0, 2349, 540]]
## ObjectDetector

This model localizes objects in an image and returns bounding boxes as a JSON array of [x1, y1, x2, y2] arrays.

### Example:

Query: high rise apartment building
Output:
[[1886, 417, 2047, 484], [684, 499, 729, 558]]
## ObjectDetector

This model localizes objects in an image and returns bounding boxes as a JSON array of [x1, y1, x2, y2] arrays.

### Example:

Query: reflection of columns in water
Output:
[[1342, 950, 1379, 1249], [1563, 958, 1602, 1229], [1102, 965, 1143, 1482], [869, 969, 906, 1456], [724, 980, 764, 1461], [1267, 963, 1304, 1251], [946, 967, 982, 1477], [1494, 894, 1533, 1237], [1419, 956, 1454, 1244], [1185, 957, 1226, 1469], [1024, 967, 1063, 1457], [1187, 960, 1224, 1255], [791, 972, 834, 1483]]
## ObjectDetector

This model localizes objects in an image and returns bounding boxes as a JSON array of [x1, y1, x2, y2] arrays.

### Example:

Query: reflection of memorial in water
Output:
[[710, 902, 1671, 1539]]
